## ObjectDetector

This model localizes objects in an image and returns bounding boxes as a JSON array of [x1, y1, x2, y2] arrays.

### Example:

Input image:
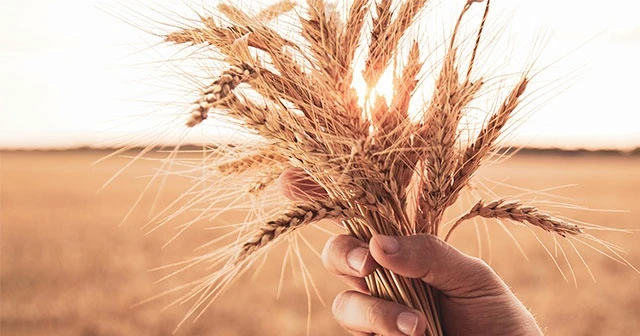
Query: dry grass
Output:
[[1, 150, 639, 335]]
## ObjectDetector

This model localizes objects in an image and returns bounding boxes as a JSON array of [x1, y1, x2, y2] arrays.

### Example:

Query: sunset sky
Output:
[[1, 0, 639, 149]]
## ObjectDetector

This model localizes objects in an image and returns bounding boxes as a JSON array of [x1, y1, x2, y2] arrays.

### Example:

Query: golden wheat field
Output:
[[1, 150, 639, 335]]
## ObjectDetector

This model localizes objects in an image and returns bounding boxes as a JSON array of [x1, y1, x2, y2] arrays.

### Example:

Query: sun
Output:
[[352, 63, 426, 125]]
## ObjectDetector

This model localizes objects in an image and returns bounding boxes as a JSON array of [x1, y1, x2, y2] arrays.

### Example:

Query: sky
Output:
[[1, 0, 639, 150]]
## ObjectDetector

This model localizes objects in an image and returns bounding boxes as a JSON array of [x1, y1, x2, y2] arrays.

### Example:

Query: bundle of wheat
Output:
[[158, 0, 592, 334]]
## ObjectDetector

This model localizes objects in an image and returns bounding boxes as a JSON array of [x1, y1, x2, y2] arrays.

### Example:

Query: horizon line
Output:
[[2, 145, 639, 156]]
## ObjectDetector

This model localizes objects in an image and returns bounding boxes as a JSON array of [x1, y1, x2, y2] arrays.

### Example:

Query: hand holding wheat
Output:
[[149, 0, 626, 334], [325, 235, 542, 335], [282, 169, 543, 335]]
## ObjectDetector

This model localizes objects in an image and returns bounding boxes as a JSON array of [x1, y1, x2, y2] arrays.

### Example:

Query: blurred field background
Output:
[[1, 150, 639, 335]]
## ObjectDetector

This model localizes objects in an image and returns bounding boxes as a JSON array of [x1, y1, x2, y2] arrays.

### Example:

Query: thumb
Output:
[[369, 234, 507, 299]]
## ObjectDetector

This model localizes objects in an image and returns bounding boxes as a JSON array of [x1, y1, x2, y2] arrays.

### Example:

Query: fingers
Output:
[[322, 235, 378, 277], [369, 234, 507, 298], [335, 275, 370, 294], [278, 168, 328, 201], [333, 291, 427, 336], [322, 235, 378, 293]]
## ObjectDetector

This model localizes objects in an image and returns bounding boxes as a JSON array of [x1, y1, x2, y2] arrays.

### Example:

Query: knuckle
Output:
[[467, 257, 494, 280], [415, 232, 435, 244], [465, 257, 507, 295], [427, 235, 448, 253], [468, 256, 490, 271], [415, 233, 439, 248], [412, 235, 447, 279]]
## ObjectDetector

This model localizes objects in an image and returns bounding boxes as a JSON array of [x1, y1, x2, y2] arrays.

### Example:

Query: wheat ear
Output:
[[364, 0, 428, 86], [247, 170, 283, 194], [300, 0, 342, 84], [218, 96, 318, 151], [445, 199, 584, 241], [338, 0, 370, 74], [366, 0, 392, 86], [445, 77, 529, 207], [234, 199, 352, 263], [187, 63, 257, 127], [255, 0, 297, 22], [165, 16, 242, 47], [216, 150, 287, 175]]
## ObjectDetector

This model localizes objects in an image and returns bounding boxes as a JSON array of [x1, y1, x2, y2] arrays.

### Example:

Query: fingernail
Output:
[[377, 235, 400, 255], [397, 311, 419, 336], [346, 247, 368, 273]]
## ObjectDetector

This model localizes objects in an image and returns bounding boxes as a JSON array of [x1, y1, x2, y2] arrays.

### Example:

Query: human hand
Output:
[[279, 169, 543, 336], [321, 234, 543, 336]]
